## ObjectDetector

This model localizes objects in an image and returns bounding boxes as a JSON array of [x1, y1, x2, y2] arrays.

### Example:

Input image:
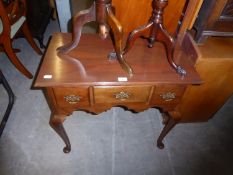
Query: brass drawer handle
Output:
[[113, 91, 131, 100], [64, 95, 82, 104], [160, 92, 176, 101]]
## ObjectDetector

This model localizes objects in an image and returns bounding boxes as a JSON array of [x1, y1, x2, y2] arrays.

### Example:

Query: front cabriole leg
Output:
[[157, 111, 180, 149], [49, 114, 71, 153]]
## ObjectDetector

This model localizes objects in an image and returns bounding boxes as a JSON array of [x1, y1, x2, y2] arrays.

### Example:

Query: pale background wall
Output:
[[54, 0, 72, 32]]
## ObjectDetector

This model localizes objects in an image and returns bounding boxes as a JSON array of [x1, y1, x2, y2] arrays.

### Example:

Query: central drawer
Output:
[[93, 86, 152, 103]]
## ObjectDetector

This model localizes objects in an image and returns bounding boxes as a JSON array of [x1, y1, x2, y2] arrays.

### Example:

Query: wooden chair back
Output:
[[0, 0, 11, 39], [0, 0, 42, 79], [0, 0, 26, 39]]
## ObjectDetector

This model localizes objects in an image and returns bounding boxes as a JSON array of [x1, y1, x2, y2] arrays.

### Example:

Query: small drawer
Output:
[[94, 86, 152, 104], [151, 85, 186, 104], [53, 88, 89, 107]]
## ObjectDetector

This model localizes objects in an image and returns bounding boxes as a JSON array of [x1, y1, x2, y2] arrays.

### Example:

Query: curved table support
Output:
[[48, 106, 180, 153], [57, 3, 96, 54], [106, 5, 133, 76], [123, 0, 186, 77], [157, 111, 180, 149], [49, 114, 71, 153], [152, 24, 186, 76], [45, 85, 182, 153], [123, 22, 153, 55], [57, 0, 132, 75]]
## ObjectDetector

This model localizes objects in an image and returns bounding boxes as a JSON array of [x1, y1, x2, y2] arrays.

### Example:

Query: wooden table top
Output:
[[34, 33, 201, 87]]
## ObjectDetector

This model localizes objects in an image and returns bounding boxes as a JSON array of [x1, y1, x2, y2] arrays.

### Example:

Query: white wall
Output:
[[54, 0, 71, 32]]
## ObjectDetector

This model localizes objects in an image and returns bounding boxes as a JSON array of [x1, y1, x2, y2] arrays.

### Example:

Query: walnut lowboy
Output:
[[34, 33, 201, 153], [46, 85, 185, 153]]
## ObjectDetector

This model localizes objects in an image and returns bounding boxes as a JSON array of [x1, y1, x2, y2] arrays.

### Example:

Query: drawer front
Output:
[[151, 85, 186, 104], [94, 86, 152, 104], [53, 88, 89, 107]]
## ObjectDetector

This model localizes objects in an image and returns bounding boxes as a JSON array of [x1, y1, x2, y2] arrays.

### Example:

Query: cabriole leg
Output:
[[157, 112, 178, 149], [49, 114, 71, 153]]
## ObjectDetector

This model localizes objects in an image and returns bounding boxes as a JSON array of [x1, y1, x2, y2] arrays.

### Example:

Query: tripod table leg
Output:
[[154, 24, 186, 76], [57, 3, 96, 54], [123, 22, 154, 55], [106, 5, 133, 76]]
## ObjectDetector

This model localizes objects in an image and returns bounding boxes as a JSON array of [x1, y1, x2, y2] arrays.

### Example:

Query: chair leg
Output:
[[0, 70, 15, 137], [0, 46, 20, 53], [21, 22, 43, 55], [3, 38, 33, 79]]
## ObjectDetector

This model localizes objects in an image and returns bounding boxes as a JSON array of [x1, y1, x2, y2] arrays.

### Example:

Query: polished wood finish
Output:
[[123, 0, 188, 77], [112, 0, 202, 40], [35, 33, 200, 87], [57, 0, 133, 76], [179, 37, 233, 122], [176, 0, 203, 46], [112, 0, 186, 36], [94, 86, 152, 103], [53, 87, 90, 107], [34, 33, 201, 153], [57, 0, 202, 76], [122, 0, 203, 77], [0, 0, 42, 79], [150, 85, 186, 108]]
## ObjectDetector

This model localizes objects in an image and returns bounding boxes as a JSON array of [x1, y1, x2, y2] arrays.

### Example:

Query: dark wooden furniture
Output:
[[194, 0, 233, 43], [121, 0, 203, 77], [111, 0, 187, 35], [108, 0, 233, 124], [58, 0, 202, 77], [3, 0, 52, 48], [0, 0, 42, 79], [34, 32, 201, 153], [25, 0, 52, 48], [178, 36, 233, 122], [0, 70, 14, 137], [58, 0, 133, 76], [123, 0, 187, 77]]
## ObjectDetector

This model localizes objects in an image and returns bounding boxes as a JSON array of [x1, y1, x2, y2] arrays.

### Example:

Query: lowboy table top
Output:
[[34, 33, 200, 87]]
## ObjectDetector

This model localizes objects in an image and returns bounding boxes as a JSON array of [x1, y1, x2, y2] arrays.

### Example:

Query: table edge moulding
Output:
[[34, 32, 201, 153]]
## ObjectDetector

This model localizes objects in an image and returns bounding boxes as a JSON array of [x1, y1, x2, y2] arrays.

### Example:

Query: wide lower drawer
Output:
[[93, 86, 152, 103], [53, 88, 90, 107]]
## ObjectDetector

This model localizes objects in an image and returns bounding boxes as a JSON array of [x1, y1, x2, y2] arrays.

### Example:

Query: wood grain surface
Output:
[[179, 37, 233, 122], [34, 33, 201, 87], [112, 0, 186, 35]]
